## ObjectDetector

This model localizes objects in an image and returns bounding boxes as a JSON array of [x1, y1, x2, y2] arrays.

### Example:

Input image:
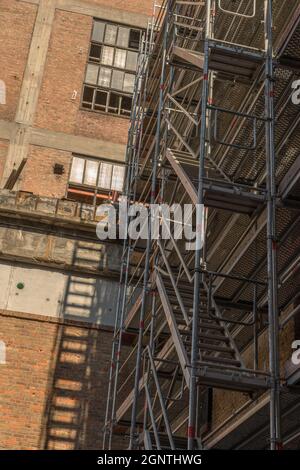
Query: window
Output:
[[81, 20, 143, 117], [69, 156, 125, 194]]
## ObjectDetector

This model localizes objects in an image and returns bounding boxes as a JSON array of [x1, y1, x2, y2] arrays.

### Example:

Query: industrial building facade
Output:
[[1, 0, 300, 452], [0, 0, 152, 450]]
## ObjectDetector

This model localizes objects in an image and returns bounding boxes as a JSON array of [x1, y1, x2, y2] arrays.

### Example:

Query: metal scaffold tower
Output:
[[104, 0, 283, 450]]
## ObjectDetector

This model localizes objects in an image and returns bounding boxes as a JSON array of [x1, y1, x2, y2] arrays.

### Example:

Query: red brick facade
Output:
[[0, 0, 152, 195], [0, 0, 151, 450], [0, 311, 128, 449], [20, 145, 72, 198], [0, 0, 37, 122]]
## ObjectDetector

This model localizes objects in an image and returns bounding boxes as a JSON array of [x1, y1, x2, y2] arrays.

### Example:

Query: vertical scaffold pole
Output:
[[188, 0, 212, 450], [264, 0, 281, 451], [103, 35, 147, 449], [129, 0, 171, 449]]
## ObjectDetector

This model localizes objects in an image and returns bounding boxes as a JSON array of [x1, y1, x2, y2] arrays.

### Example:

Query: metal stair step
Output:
[[145, 431, 188, 450], [198, 333, 230, 343], [179, 328, 230, 343], [200, 355, 241, 367], [173, 307, 217, 323], [199, 322, 224, 331], [198, 343, 234, 354]]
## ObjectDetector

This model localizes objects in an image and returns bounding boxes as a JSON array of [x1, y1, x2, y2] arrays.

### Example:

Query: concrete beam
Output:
[[21, 0, 150, 28], [30, 126, 126, 161], [2, 0, 56, 186], [0, 121, 126, 162], [0, 223, 122, 278]]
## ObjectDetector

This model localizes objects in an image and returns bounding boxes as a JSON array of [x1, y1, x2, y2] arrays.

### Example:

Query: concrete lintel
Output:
[[0, 121, 126, 161], [30, 126, 126, 161]]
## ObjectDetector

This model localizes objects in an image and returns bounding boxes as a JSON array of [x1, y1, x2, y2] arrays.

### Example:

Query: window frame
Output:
[[67, 155, 126, 197], [81, 19, 143, 118]]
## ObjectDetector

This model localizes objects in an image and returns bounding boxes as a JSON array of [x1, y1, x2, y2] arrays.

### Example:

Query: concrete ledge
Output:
[[0, 189, 103, 230]]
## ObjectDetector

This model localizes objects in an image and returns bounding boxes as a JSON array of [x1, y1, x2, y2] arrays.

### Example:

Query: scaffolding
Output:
[[104, 0, 300, 450]]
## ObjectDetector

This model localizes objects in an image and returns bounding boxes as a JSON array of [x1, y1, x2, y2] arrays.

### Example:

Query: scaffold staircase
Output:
[[156, 268, 270, 393], [165, 148, 265, 214], [104, 0, 282, 451]]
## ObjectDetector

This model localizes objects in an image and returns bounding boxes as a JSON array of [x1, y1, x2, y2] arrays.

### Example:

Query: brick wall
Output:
[[0, 0, 150, 450], [0, 0, 37, 122], [34, 9, 130, 143], [75, 110, 129, 144], [34, 10, 92, 136], [211, 314, 295, 430], [20, 145, 71, 198], [0, 0, 150, 196], [0, 310, 128, 450]]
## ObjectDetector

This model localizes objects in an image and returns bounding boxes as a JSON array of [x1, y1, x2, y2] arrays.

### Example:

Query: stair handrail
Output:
[[157, 239, 190, 326], [203, 278, 245, 368], [218, 0, 257, 19], [145, 346, 176, 450], [161, 215, 193, 283], [144, 384, 162, 450]]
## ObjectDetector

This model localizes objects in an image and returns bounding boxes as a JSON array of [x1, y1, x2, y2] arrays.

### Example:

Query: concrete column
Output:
[[2, 0, 56, 187]]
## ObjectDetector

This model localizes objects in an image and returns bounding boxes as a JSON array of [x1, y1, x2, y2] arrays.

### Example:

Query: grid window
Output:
[[69, 156, 125, 193], [81, 20, 142, 117]]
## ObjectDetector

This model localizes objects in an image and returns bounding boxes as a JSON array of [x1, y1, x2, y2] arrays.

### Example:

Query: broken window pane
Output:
[[121, 95, 133, 115], [84, 160, 98, 186], [123, 73, 135, 93], [98, 163, 113, 189], [92, 21, 105, 43], [117, 27, 129, 48], [89, 43, 102, 62], [126, 51, 138, 71], [111, 70, 124, 91], [85, 64, 98, 84], [70, 158, 85, 184], [105, 24, 117, 45], [83, 20, 142, 116], [114, 49, 127, 69], [98, 67, 112, 88], [109, 93, 120, 114], [82, 86, 94, 105], [111, 165, 125, 191], [129, 30, 141, 50], [101, 46, 114, 66], [95, 90, 108, 111]]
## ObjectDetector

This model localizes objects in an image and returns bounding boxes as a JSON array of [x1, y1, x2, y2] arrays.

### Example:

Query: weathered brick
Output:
[[0, 0, 37, 121], [0, 312, 128, 450]]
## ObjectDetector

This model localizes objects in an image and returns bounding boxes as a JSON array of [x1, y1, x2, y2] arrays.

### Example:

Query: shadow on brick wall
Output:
[[38, 240, 125, 449]]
